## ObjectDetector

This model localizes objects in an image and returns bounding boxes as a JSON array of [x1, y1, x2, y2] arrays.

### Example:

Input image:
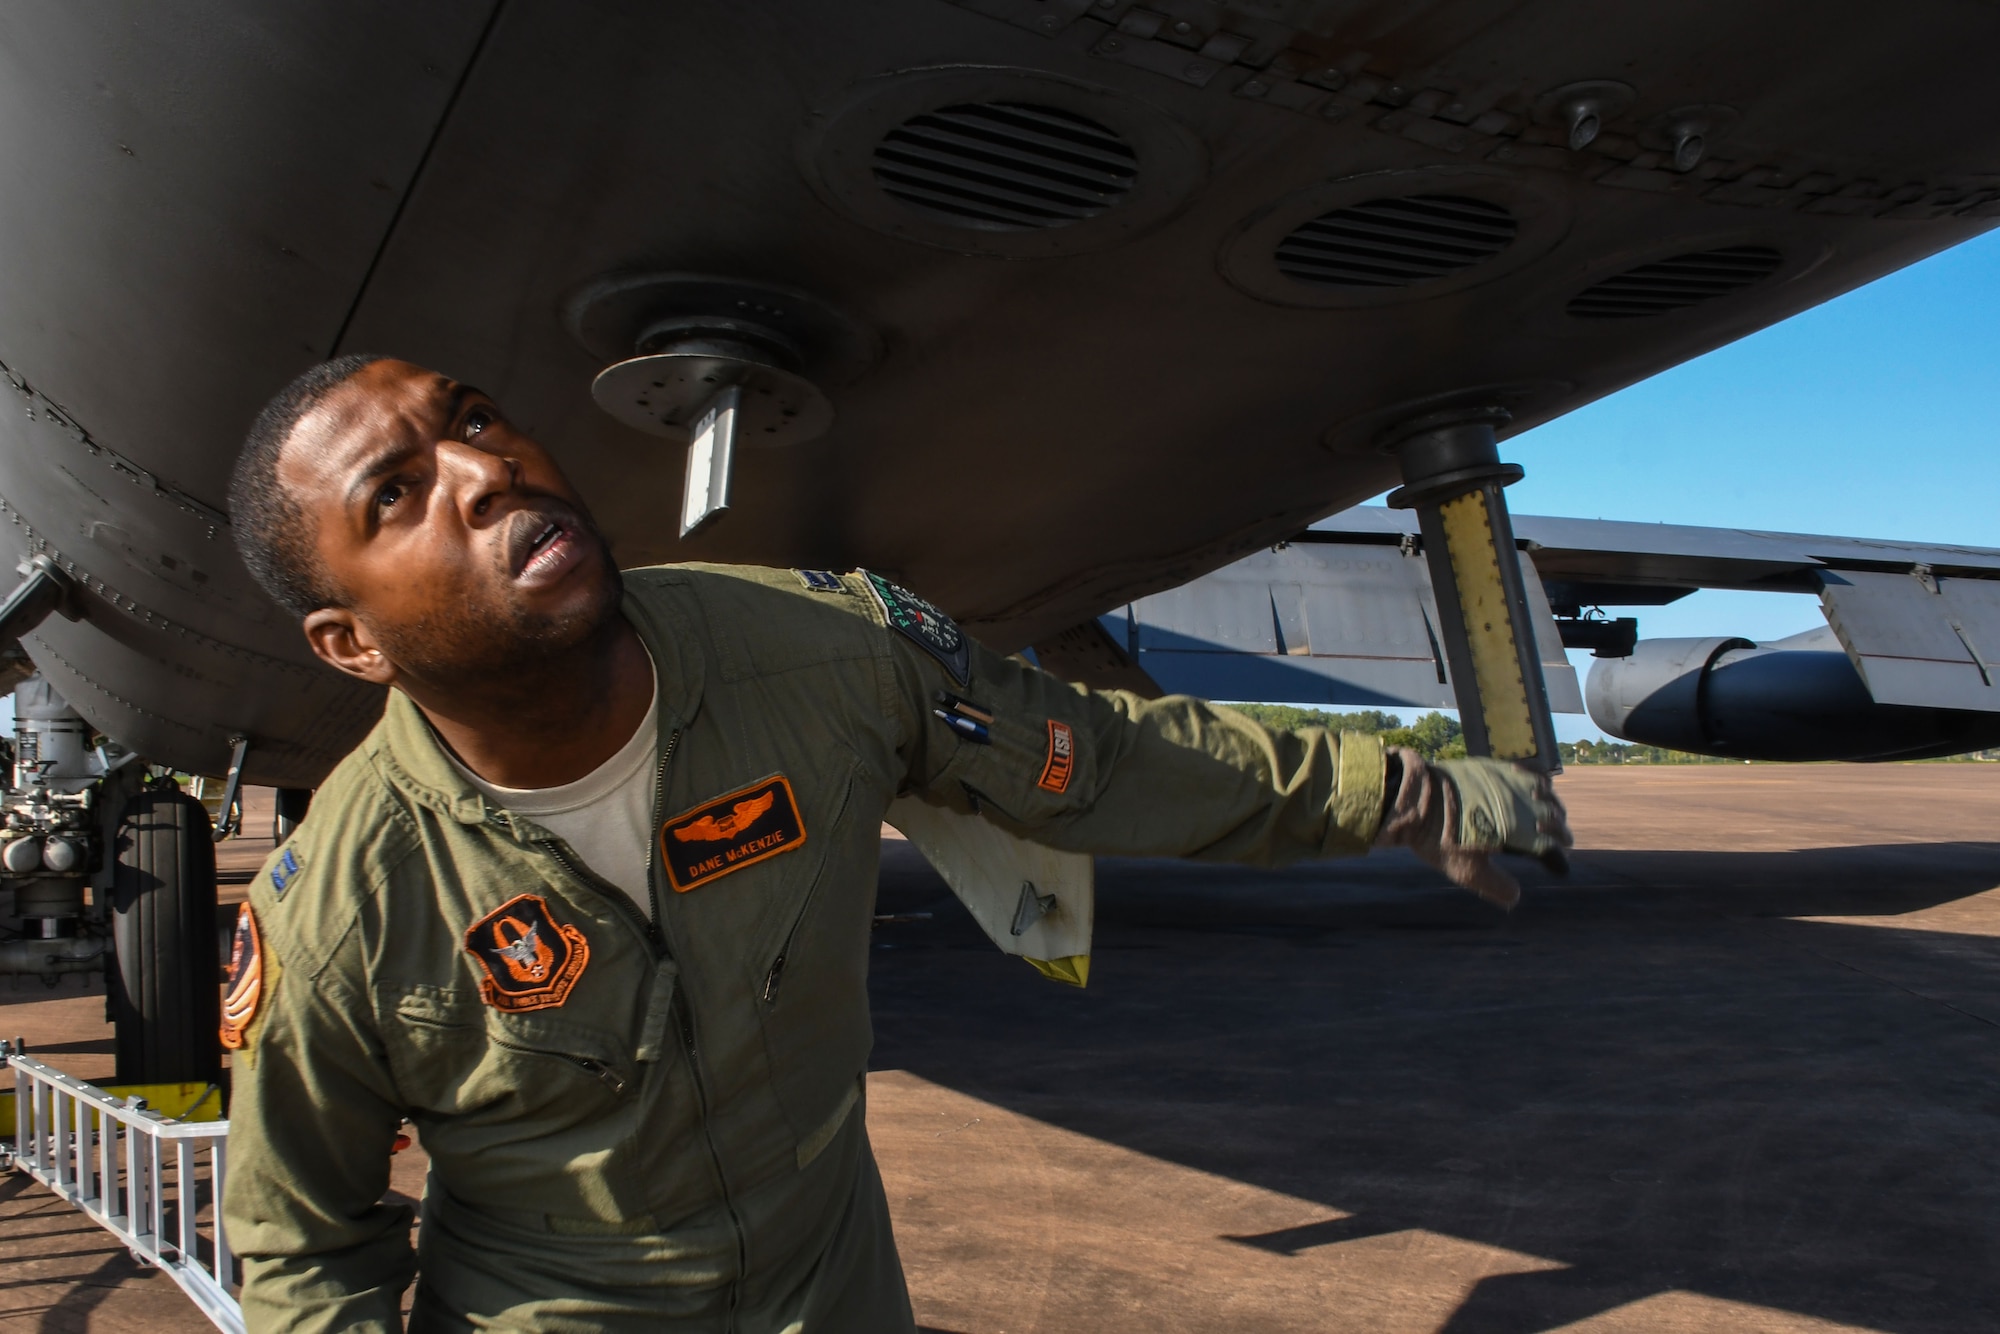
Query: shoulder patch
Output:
[[1038, 720, 1076, 795], [269, 846, 301, 896], [661, 775, 807, 892], [464, 894, 591, 1013], [219, 906, 264, 1050], [794, 569, 847, 592], [862, 570, 970, 685]]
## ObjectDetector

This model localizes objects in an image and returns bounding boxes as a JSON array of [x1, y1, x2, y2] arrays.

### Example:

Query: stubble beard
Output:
[[370, 526, 626, 698]]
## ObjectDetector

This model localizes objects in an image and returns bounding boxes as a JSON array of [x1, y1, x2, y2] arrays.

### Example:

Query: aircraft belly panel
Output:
[[321, 0, 2000, 649], [0, 1, 1992, 777], [0, 0, 498, 498], [0, 374, 381, 785]]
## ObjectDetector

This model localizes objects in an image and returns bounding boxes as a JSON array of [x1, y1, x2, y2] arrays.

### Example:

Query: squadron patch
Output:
[[794, 569, 846, 592], [219, 906, 264, 1050], [269, 846, 300, 896], [661, 775, 807, 892], [1038, 720, 1076, 795], [464, 894, 591, 1013], [862, 570, 971, 685]]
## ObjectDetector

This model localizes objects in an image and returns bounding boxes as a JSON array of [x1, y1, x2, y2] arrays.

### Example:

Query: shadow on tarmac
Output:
[[869, 838, 2000, 1334]]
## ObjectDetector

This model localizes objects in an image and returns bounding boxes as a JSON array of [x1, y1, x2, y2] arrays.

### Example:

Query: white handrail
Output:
[[4, 1043, 242, 1334]]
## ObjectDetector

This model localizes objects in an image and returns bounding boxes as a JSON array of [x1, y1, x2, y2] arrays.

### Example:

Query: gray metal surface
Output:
[[0, 3, 1997, 780], [1585, 625, 2000, 761], [1819, 569, 2000, 714], [1110, 541, 1582, 712], [1314, 506, 2000, 599]]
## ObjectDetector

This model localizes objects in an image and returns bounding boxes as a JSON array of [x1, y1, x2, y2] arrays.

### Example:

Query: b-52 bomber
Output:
[[0, 2, 1995, 1088]]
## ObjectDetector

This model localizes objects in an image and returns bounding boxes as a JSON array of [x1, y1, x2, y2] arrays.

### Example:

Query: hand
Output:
[[1374, 749, 1573, 910]]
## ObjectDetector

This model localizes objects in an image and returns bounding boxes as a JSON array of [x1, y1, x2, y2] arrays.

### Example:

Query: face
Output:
[[283, 360, 622, 688]]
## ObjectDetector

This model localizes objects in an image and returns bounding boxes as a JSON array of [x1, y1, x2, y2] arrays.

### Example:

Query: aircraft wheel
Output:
[[110, 790, 221, 1085]]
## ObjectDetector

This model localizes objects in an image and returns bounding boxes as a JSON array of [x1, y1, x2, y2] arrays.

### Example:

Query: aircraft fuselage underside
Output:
[[0, 0, 1993, 783]]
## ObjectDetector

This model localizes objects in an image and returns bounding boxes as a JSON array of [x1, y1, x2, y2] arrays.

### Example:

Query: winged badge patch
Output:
[[661, 775, 807, 892], [464, 894, 591, 1012]]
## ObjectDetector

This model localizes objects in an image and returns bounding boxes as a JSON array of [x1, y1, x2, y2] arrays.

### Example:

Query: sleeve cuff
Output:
[[1329, 731, 1388, 853]]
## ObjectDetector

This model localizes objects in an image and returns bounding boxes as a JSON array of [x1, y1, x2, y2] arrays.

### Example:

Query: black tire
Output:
[[275, 787, 312, 841], [110, 790, 221, 1084]]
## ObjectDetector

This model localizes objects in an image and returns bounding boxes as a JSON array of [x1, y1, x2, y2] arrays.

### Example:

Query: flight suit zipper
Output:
[[642, 728, 749, 1322], [489, 1037, 629, 1095], [400, 1009, 631, 1095], [760, 775, 855, 1005], [644, 729, 681, 931]]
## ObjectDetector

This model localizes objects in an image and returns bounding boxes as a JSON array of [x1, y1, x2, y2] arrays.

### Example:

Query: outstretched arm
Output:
[[878, 608, 1567, 891]]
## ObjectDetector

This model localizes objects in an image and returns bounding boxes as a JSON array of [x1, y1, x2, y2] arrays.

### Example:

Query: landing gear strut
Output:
[[1387, 409, 1562, 774]]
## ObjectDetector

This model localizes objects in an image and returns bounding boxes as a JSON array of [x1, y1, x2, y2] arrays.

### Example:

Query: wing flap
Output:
[[1819, 570, 2000, 712]]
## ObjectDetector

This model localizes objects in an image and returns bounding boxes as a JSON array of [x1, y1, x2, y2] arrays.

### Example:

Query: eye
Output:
[[374, 480, 405, 512], [463, 407, 494, 439]]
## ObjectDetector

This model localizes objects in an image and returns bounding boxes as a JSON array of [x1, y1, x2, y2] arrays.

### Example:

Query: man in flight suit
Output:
[[219, 355, 1569, 1333]]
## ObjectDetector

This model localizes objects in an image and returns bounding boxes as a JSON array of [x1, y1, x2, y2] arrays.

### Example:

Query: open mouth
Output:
[[510, 512, 577, 580]]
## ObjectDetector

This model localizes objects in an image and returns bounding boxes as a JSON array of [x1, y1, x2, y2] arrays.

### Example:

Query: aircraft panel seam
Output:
[[0, 496, 317, 680]]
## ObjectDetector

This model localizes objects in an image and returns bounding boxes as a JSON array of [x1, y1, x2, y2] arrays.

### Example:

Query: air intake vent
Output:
[[1568, 246, 1783, 318], [872, 103, 1138, 231], [1273, 195, 1518, 288]]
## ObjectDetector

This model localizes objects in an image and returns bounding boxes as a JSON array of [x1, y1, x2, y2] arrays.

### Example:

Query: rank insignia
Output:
[[219, 906, 264, 1050], [464, 894, 591, 1013], [862, 570, 971, 684], [1038, 720, 1076, 795], [269, 846, 300, 896], [662, 775, 807, 892], [794, 569, 846, 592]]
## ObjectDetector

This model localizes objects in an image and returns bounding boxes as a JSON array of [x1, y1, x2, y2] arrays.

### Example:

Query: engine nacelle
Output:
[[1585, 627, 2000, 762]]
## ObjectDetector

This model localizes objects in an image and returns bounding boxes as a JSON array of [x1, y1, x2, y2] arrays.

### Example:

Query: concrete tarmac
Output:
[[6, 767, 2000, 1331]]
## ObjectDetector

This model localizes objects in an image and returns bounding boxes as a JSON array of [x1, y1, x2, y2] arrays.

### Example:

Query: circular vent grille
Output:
[[1274, 195, 1518, 288], [871, 102, 1138, 230], [1568, 246, 1783, 318]]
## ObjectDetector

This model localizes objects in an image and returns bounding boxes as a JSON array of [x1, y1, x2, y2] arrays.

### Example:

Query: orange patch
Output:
[[464, 894, 590, 1013], [219, 905, 263, 1050], [661, 775, 807, 892], [1038, 720, 1076, 795]]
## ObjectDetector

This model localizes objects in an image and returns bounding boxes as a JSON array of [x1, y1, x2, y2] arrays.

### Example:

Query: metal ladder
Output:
[[3, 1041, 241, 1334]]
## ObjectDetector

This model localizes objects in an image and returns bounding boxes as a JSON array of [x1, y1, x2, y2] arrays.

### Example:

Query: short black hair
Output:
[[228, 354, 386, 619]]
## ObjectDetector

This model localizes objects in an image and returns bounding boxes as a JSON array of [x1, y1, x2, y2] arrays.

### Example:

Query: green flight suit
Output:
[[221, 564, 1389, 1333]]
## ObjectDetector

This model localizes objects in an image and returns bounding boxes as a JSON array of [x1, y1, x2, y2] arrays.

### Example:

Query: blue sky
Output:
[[1374, 225, 2000, 740]]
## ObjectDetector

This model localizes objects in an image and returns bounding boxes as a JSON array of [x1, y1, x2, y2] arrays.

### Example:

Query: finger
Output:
[[1443, 848, 1522, 910], [1463, 857, 1523, 910]]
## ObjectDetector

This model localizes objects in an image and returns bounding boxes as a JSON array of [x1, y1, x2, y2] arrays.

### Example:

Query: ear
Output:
[[303, 607, 399, 686]]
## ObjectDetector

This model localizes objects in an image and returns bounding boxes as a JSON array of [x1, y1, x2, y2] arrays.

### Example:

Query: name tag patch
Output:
[[464, 894, 591, 1013], [219, 906, 264, 1050], [1038, 720, 1076, 795], [662, 775, 808, 892]]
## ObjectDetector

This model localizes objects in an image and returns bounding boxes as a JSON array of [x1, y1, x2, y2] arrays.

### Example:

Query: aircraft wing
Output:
[[1080, 506, 2000, 761]]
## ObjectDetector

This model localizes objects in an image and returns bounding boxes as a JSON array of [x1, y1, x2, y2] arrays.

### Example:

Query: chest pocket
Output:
[[382, 965, 676, 1119]]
